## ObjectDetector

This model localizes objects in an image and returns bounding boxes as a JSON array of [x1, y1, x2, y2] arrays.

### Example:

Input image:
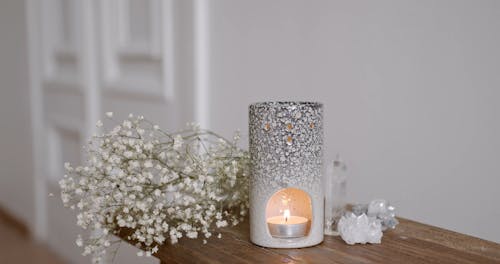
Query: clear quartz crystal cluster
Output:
[[338, 199, 399, 245], [338, 213, 382, 245], [367, 199, 399, 231]]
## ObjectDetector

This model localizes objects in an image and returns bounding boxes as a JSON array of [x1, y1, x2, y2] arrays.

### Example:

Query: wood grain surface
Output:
[[119, 217, 500, 264]]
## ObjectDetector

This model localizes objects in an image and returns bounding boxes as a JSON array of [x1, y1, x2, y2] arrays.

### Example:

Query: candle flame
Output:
[[283, 209, 290, 223]]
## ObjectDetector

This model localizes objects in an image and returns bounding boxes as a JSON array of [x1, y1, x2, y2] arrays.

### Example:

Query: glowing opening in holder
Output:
[[266, 188, 312, 238]]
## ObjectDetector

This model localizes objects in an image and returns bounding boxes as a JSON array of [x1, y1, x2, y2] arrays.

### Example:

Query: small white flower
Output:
[[112, 125, 121, 134], [123, 120, 132, 129], [187, 231, 198, 239], [144, 142, 154, 151], [173, 135, 183, 150], [137, 251, 144, 257], [105, 112, 113, 118], [144, 160, 153, 168], [151, 246, 159, 253], [76, 235, 83, 247], [183, 166, 192, 174], [61, 193, 70, 204], [96, 120, 103, 127], [216, 220, 228, 228], [83, 246, 91, 256], [124, 151, 133, 158]]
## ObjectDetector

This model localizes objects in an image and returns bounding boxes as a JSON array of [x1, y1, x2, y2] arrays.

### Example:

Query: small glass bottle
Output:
[[324, 155, 347, 236]]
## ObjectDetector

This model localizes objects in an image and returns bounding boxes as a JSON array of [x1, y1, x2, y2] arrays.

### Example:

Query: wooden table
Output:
[[120, 217, 500, 264]]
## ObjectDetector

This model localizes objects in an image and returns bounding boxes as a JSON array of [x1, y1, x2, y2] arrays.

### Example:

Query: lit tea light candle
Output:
[[267, 209, 309, 238]]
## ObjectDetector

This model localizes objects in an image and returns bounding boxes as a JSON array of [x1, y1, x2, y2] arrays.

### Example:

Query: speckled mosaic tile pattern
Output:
[[249, 102, 323, 190]]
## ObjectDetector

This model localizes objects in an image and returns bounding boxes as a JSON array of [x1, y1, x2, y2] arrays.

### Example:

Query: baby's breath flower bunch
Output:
[[59, 113, 249, 263]]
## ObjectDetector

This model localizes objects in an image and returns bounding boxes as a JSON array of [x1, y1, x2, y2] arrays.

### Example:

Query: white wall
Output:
[[0, 0, 35, 231], [208, 0, 500, 242]]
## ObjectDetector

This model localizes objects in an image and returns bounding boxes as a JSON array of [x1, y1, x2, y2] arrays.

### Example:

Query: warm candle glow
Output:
[[284, 209, 290, 222], [267, 210, 309, 238], [266, 188, 313, 238]]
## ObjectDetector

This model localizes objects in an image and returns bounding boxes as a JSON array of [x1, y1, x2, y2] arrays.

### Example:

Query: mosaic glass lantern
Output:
[[249, 102, 324, 248]]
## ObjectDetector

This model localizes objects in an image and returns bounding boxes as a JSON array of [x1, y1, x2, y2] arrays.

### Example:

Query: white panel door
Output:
[[28, 0, 192, 263]]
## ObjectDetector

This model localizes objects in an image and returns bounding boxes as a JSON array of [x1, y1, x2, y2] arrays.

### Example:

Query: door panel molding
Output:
[[99, 0, 174, 102]]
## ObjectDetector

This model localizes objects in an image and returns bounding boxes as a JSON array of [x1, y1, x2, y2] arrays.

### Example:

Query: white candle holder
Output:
[[249, 102, 324, 248]]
